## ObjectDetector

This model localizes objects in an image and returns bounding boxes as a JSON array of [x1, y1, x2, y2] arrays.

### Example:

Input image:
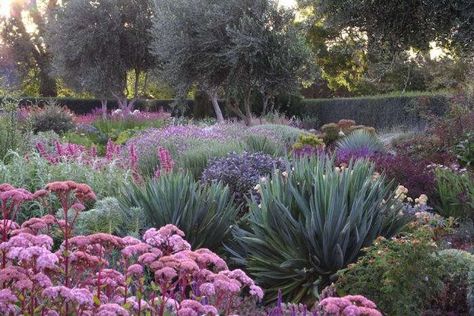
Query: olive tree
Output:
[[48, 0, 157, 112], [151, 0, 229, 122], [223, 0, 313, 120], [151, 0, 312, 124]]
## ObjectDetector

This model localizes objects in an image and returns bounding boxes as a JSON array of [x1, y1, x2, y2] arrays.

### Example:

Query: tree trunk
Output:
[[38, 67, 57, 97], [100, 100, 108, 119], [142, 72, 149, 98], [226, 98, 246, 122], [243, 91, 253, 126], [208, 91, 225, 123], [262, 93, 270, 116], [134, 69, 140, 99]]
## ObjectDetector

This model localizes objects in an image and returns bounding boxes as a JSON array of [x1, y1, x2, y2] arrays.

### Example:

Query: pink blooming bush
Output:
[[0, 181, 262, 315], [35, 139, 175, 183], [75, 108, 171, 125], [317, 295, 382, 316]]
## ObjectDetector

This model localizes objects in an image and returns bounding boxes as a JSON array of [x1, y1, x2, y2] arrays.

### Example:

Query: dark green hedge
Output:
[[4, 93, 450, 129], [291, 94, 449, 129], [11, 97, 194, 115]]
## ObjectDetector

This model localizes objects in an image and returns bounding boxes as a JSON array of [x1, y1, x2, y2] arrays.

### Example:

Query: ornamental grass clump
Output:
[[119, 172, 240, 250], [0, 181, 262, 315], [229, 156, 410, 303], [335, 130, 386, 164]]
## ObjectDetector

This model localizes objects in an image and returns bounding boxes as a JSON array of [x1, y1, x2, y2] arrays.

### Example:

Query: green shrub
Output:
[[425, 249, 474, 315], [434, 168, 474, 220], [243, 134, 286, 157], [92, 117, 166, 141], [469, 270, 474, 316], [30, 103, 75, 134], [335, 227, 444, 315], [119, 172, 240, 251], [456, 132, 474, 169], [321, 122, 340, 144], [228, 157, 409, 303], [0, 152, 131, 202], [336, 130, 386, 153], [76, 197, 144, 237], [299, 115, 320, 130], [293, 133, 324, 149], [245, 124, 303, 148], [0, 98, 29, 160]]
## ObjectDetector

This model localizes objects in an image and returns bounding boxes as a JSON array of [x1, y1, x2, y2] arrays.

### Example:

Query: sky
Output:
[[0, 0, 12, 17], [279, 0, 297, 7]]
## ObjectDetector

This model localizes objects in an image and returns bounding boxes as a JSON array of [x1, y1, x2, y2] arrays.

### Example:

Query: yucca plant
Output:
[[228, 156, 409, 304], [336, 130, 386, 154], [119, 172, 240, 251]]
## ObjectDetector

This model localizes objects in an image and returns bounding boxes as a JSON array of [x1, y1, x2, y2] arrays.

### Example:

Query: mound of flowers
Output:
[[0, 181, 263, 315]]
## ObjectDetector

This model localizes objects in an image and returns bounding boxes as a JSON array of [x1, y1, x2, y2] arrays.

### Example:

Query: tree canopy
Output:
[[48, 0, 157, 109], [152, 0, 312, 124]]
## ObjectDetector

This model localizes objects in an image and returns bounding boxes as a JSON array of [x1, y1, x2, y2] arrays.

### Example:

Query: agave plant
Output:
[[336, 130, 386, 156], [228, 156, 409, 304], [119, 172, 240, 250]]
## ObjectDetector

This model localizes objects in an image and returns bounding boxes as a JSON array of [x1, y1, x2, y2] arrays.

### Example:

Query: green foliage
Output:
[[434, 168, 474, 220], [30, 103, 75, 134], [76, 197, 144, 237], [246, 124, 304, 147], [335, 227, 444, 315], [469, 270, 474, 315], [0, 98, 27, 160], [243, 134, 286, 157], [229, 157, 409, 303], [119, 172, 240, 251], [455, 132, 474, 169], [92, 118, 166, 142], [299, 115, 320, 130], [437, 248, 474, 295], [336, 130, 385, 153], [0, 151, 132, 202], [151, 0, 312, 124], [292, 133, 324, 150], [321, 123, 340, 144], [48, 0, 157, 101]]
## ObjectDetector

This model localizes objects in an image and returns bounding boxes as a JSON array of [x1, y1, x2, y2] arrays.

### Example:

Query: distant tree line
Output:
[[0, 0, 473, 122]]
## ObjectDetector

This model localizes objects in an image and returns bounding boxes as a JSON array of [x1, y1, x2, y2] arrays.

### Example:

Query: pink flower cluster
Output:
[[0, 182, 262, 315], [75, 108, 171, 125], [36, 140, 101, 166], [318, 295, 382, 316], [154, 147, 175, 178]]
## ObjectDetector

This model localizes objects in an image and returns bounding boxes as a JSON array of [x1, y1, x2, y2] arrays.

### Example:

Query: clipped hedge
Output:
[[4, 92, 450, 129], [8, 97, 194, 115], [292, 93, 450, 129]]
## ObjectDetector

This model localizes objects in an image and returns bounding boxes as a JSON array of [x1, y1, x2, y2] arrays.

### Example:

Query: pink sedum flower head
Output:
[[318, 295, 382, 316]]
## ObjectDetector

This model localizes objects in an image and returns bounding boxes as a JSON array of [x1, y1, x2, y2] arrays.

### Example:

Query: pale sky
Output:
[[279, 0, 297, 8]]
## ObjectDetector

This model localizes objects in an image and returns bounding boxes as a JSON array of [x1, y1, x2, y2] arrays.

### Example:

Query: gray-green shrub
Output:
[[76, 197, 145, 237], [228, 156, 409, 303]]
